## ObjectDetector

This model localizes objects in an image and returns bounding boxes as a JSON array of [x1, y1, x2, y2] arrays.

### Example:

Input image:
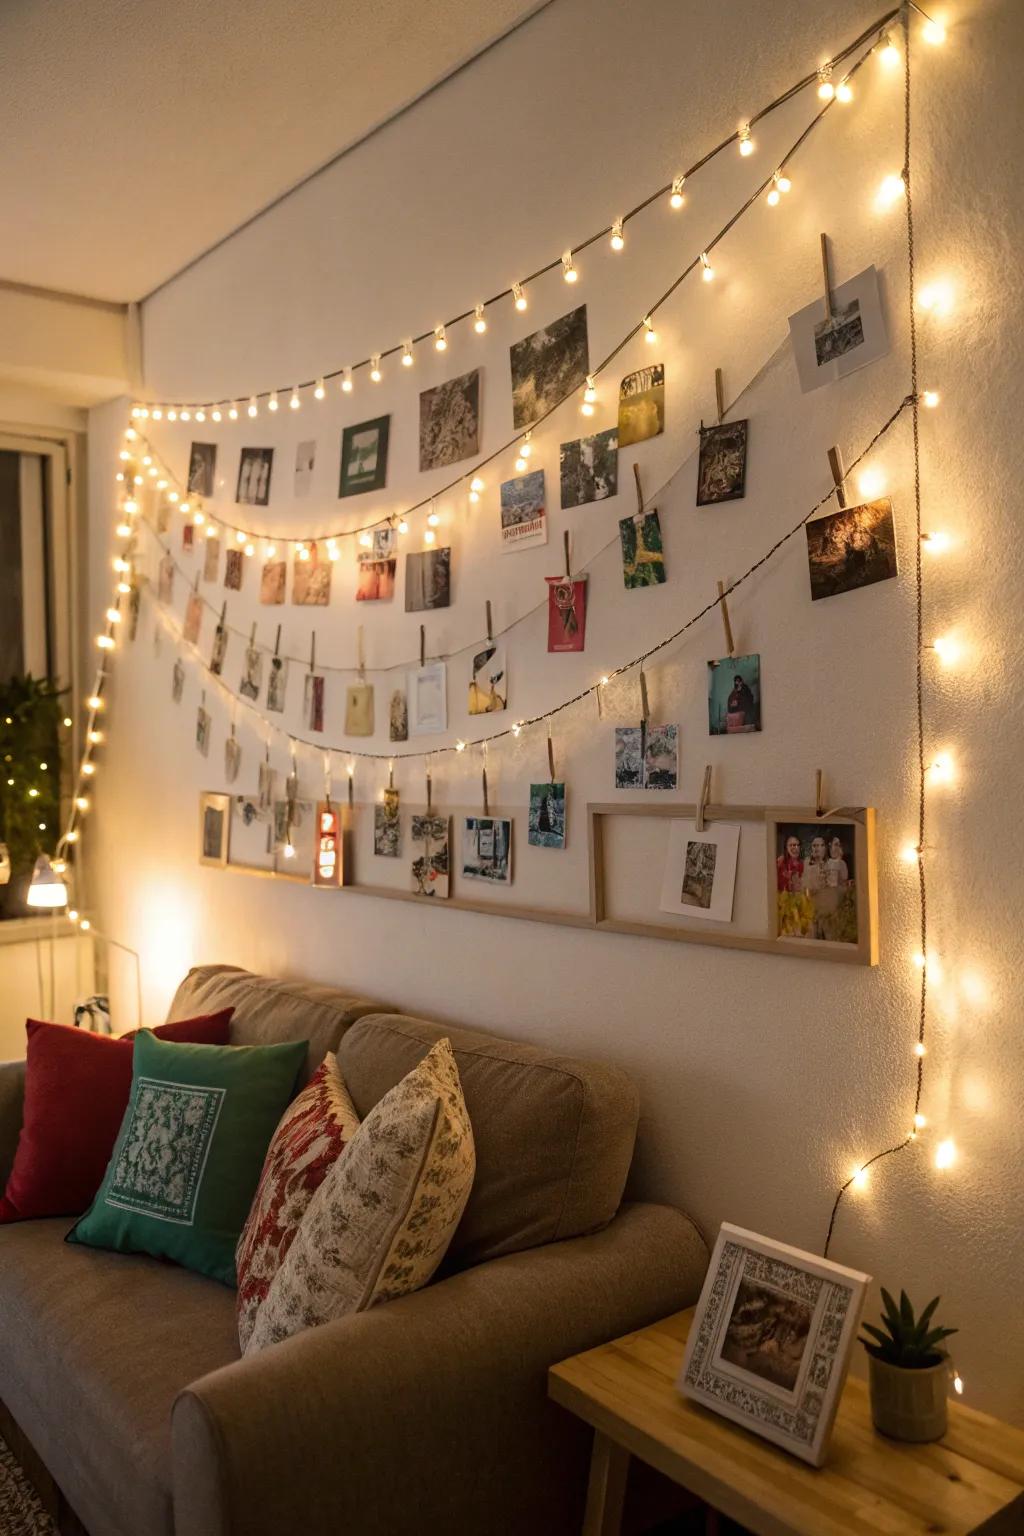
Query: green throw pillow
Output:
[[68, 1031, 307, 1286]]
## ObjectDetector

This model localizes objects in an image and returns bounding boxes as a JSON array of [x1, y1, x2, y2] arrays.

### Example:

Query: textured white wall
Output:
[[88, 0, 1024, 1418]]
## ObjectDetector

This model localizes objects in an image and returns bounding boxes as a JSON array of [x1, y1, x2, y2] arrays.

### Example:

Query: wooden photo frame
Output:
[[199, 792, 231, 867], [768, 807, 877, 965], [679, 1223, 870, 1467]]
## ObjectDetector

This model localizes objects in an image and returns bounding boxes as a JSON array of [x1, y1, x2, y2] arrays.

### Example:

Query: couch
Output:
[[0, 964, 708, 1536]]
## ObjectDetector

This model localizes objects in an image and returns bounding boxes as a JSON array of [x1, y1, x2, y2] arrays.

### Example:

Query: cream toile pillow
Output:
[[246, 1037, 474, 1355]]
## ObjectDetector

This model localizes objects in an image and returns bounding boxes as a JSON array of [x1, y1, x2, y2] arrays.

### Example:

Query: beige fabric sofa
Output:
[[0, 965, 708, 1536]]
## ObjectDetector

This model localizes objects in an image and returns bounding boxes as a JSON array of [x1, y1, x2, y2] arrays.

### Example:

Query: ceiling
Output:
[[0, 0, 547, 305]]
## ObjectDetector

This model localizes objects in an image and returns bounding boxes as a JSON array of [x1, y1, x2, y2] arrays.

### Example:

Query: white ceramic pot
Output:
[[868, 1353, 948, 1442]]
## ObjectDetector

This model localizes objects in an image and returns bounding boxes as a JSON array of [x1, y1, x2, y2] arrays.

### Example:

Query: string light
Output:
[[96, 635, 114, 651], [151, 408, 163, 421], [512, 281, 527, 312], [402, 341, 414, 367], [267, 391, 279, 412], [427, 508, 440, 528], [922, 389, 940, 408], [235, 530, 246, 545], [314, 378, 325, 400], [643, 315, 658, 345], [397, 517, 409, 534], [581, 377, 597, 417], [247, 397, 258, 418], [851, 1166, 868, 1189], [952, 1372, 964, 1395], [424, 528, 436, 546], [358, 530, 373, 549], [935, 1138, 956, 1170], [817, 65, 835, 100], [515, 434, 532, 471], [180, 409, 191, 422], [836, 77, 854, 103], [913, 1112, 927, 1130], [86, 695, 102, 711], [195, 409, 206, 423], [229, 403, 239, 419], [211, 408, 222, 422], [473, 304, 487, 334], [434, 325, 448, 353], [923, 17, 946, 45], [341, 369, 353, 393], [700, 251, 714, 282], [918, 279, 954, 316], [561, 250, 578, 284], [914, 1041, 927, 1058], [878, 30, 900, 66], [921, 529, 951, 553], [610, 218, 625, 251], [669, 175, 686, 209], [929, 634, 961, 667], [370, 355, 382, 383], [738, 123, 754, 156], [857, 466, 886, 498], [927, 752, 955, 785], [104, 608, 120, 625], [901, 842, 923, 864], [878, 172, 906, 205]]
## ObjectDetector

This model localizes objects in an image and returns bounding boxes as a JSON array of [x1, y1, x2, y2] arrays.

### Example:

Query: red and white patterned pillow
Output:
[[235, 1053, 360, 1349]]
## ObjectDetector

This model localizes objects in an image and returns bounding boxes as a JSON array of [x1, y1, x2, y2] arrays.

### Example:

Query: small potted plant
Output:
[[860, 1288, 957, 1442]]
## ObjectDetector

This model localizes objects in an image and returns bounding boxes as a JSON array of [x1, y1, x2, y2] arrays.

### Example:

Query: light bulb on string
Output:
[[561, 251, 578, 284], [358, 530, 373, 549], [468, 475, 485, 505], [298, 544, 310, 561], [929, 634, 962, 667], [195, 409, 206, 423], [817, 66, 835, 100], [918, 280, 955, 316], [913, 1112, 927, 1130], [105, 608, 120, 625], [424, 527, 436, 546], [288, 388, 300, 410], [738, 123, 754, 156], [402, 341, 414, 367], [851, 1165, 868, 1190], [86, 695, 102, 711], [244, 543, 255, 558], [115, 521, 132, 539], [878, 30, 900, 67], [921, 530, 951, 554], [878, 173, 906, 206], [314, 378, 325, 399], [268, 392, 279, 412], [581, 377, 597, 417], [473, 304, 487, 334], [193, 510, 205, 527], [328, 543, 341, 562], [836, 78, 853, 103], [235, 530, 246, 545], [935, 1138, 956, 1170], [229, 402, 239, 419], [265, 543, 276, 560], [857, 466, 886, 499], [914, 1041, 927, 1058], [117, 580, 132, 594], [211, 408, 222, 422], [370, 356, 382, 383], [341, 368, 353, 393], [700, 252, 715, 282], [434, 325, 447, 353], [922, 389, 941, 408], [397, 517, 409, 534], [180, 409, 191, 422], [669, 175, 686, 209], [610, 218, 625, 251], [923, 17, 946, 44], [927, 752, 955, 785], [643, 316, 658, 345], [512, 281, 527, 312], [427, 508, 439, 528], [901, 842, 923, 864], [248, 397, 258, 417], [151, 408, 163, 421]]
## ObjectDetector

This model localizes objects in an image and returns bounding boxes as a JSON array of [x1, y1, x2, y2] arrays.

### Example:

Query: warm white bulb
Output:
[[767, 186, 781, 207], [289, 389, 300, 410], [561, 251, 578, 284], [643, 317, 657, 345], [470, 476, 484, 493], [923, 19, 946, 44], [468, 489, 479, 504], [283, 843, 296, 860], [434, 326, 447, 352], [341, 369, 353, 393], [777, 174, 791, 193], [935, 1137, 956, 1169], [105, 608, 120, 624], [268, 392, 279, 412], [913, 1112, 927, 1129], [857, 468, 886, 499], [851, 1166, 868, 1189], [314, 378, 325, 399], [879, 33, 900, 67], [922, 389, 940, 408], [515, 457, 528, 473], [610, 219, 624, 252], [583, 378, 597, 403], [427, 511, 439, 528], [248, 397, 258, 417], [455, 740, 466, 752], [474, 304, 487, 334], [151, 408, 163, 421], [211, 408, 222, 422], [738, 125, 754, 155], [918, 280, 955, 316], [701, 252, 714, 282], [424, 528, 436, 545], [180, 409, 191, 422], [86, 695, 102, 710], [878, 173, 906, 206], [265, 544, 276, 560], [921, 530, 951, 553], [397, 518, 409, 534], [244, 542, 255, 557], [520, 438, 532, 459], [402, 343, 414, 367], [81, 762, 96, 775], [229, 403, 239, 419], [928, 753, 955, 784], [670, 176, 685, 209], [116, 523, 132, 539], [836, 79, 853, 103], [901, 842, 922, 864], [195, 409, 206, 423], [358, 530, 372, 548], [370, 356, 382, 383], [513, 281, 527, 312], [931, 634, 962, 666], [953, 1373, 964, 1395], [235, 530, 246, 544], [914, 1041, 927, 1057], [817, 71, 835, 100]]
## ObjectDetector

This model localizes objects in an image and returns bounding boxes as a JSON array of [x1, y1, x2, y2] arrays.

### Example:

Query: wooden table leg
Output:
[[582, 1431, 630, 1536]]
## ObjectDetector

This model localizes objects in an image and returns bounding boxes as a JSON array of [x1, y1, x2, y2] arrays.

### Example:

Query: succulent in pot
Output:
[[860, 1289, 958, 1442]]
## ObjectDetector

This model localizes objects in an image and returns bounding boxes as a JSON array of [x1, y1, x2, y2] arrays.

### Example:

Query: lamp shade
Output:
[[26, 854, 68, 910]]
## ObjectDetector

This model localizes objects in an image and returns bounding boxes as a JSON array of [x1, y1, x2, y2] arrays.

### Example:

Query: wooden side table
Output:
[[549, 1308, 1024, 1536]]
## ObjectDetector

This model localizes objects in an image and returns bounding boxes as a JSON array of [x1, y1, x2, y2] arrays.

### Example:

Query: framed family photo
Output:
[[769, 807, 878, 964], [678, 1223, 870, 1467]]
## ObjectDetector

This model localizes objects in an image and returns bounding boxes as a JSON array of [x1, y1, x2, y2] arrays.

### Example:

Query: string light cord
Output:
[[823, 0, 928, 1258], [131, 8, 899, 417]]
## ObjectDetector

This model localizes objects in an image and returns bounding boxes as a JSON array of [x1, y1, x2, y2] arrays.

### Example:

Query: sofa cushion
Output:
[[336, 1013, 639, 1268], [166, 965, 380, 1082], [0, 1218, 238, 1536]]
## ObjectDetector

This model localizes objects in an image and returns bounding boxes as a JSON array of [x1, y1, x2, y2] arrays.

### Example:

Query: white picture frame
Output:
[[659, 820, 740, 923], [788, 264, 889, 394], [678, 1223, 870, 1467]]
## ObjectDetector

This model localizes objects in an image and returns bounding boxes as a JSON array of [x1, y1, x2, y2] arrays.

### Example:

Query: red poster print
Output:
[[545, 576, 587, 653]]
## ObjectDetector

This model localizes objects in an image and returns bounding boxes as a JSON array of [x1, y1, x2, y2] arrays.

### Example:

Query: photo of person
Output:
[[236, 447, 273, 506], [708, 653, 761, 734], [775, 823, 858, 944], [188, 442, 217, 498]]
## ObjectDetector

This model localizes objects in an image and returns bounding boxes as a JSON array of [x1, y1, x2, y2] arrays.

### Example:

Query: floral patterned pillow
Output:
[[236, 1054, 361, 1350], [246, 1038, 475, 1355]]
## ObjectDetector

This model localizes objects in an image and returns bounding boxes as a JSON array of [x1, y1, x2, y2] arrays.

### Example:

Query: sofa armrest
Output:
[[0, 1061, 25, 1189], [173, 1201, 707, 1536]]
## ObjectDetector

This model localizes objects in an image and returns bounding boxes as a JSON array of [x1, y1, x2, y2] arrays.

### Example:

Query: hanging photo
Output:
[[619, 509, 666, 589], [546, 576, 587, 653], [224, 548, 244, 591], [419, 369, 481, 471], [499, 470, 547, 551], [356, 527, 397, 601], [294, 440, 316, 498], [266, 654, 288, 713], [224, 733, 242, 785], [528, 782, 566, 849], [389, 687, 409, 742], [199, 792, 231, 867], [614, 723, 678, 789], [708, 653, 761, 734], [374, 788, 401, 858], [462, 816, 513, 885], [410, 814, 450, 898], [196, 704, 211, 757], [340, 416, 390, 497], [303, 673, 325, 732], [210, 619, 228, 677], [560, 429, 618, 508], [292, 542, 332, 606], [240, 644, 263, 702], [345, 682, 374, 736], [659, 820, 741, 923], [260, 558, 286, 605], [469, 644, 507, 715], [183, 591, 203, 646], [805, 499, 898, 601], [257, 761, 275, 813], [408, 662, 447, 735], [171, 658, 185, 703], [158, 555, 175, 605], [313, 800, 343, 887], [236, 447, 273, 506], [510, 305, 589, 430], [774, 822, 859, 945], [405, 546, 451, 612], [618, 364, 665, 448], [203, 535, 221, 583], [182, 523, 196, 554], [788, 265, 889, 394], [696, 420, 749, 505], [188, 442, 217, 498]]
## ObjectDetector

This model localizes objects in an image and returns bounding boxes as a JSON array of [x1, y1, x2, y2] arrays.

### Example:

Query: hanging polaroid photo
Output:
[[183, 591, 203, 646], [304, 672, 325, 732], [345, 682, 374, 736], [618, 363, 665, 448], [236, 447, 273, 506], [788, 265, 889, 394], [224, 732, 242, 785], [203, 535, 220, 583], [182, 523, 196, 554], [158, 555, 175, 605], [374, 787, 401, 858], [199, 792, 230, 867], [389, 687, 408, 742], [546, 575, 587, 653], [462, 817, 513, 885], [224, 547, 244, 591], [510, 306, 588, 430], [188, 442, 217, 498], [257, 760, 275, 813], [266, 654, 288, 713], [560, 429, 618, 509], [240, 644, 263, 702], [419, 371, 480, 471], [528, 783, 566, 849], [196, 704, 211, 757], [500, 470, 547, 551], [410, 814, 451, 898], [805, 499, 898, 601], [660, 820, 741, 923], [619, 509, 666, 589], [708, 653, 762, 734], [210, 620, 228, 677], [293, 542, 332, 606], [405, 547, 451, 612], [340, 416, 390, 497], [356, 527, 397, 602], [614, 723, 678, 789], [469, 644, 507, 715], [261, 559, 286, 605], [171, 658, 185, 703], [294, 440, 316, 498], [408, 662, 447, 734], [696, 420, 749, 506]]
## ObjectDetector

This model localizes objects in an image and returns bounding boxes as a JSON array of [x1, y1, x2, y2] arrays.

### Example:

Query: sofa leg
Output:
[[583, 1431, 630, 1536]]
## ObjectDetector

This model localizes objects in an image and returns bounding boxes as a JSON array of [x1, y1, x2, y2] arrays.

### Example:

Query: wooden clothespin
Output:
[[633, 463, 645, 516], [419, 624, 426, 669], [639, 663, 650, 723], [547, 721, 556, 785], [388, 759, 394, 791], [717, 580, 736, 658], [357, 625, 365, 679], [309, 631, 317, 673], [563, 529, 572, 580], [193, 572, 199, 594], [715, 367, 726, 426], [249, 621, 256, 649], [820, 232, 834, 324], [827, 446, 848, 508], [426, 767, 432, 813], [485, 600, 494, 644], [482, 762, 490, 817], [218, 601, 226, 630], [347, 760, 355, 807], [273, 623, 281, 658], [696, 764, 713, 834]]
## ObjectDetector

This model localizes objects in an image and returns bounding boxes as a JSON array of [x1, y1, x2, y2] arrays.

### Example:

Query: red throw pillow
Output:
[[0, 1012, 234, 1223]]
